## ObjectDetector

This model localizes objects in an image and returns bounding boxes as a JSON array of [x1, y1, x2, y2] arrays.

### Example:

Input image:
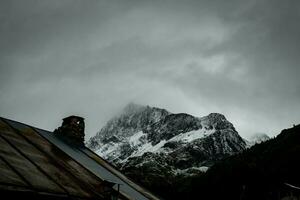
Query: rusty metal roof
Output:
[[0, 117, 160, 200]]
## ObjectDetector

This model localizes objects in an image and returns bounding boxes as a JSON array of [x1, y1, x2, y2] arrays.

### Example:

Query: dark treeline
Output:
[[126, 124, 300, 200]]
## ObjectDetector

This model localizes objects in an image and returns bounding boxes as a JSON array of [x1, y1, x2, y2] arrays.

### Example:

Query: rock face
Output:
[[87, 103, 246, 177]]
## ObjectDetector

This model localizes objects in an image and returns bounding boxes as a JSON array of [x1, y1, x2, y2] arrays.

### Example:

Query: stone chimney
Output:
[[54, 115, 85, 147]]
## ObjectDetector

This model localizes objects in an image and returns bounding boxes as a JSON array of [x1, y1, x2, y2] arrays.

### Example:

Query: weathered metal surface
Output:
[[34, 127, 160, 200], [0, 118, 112, 199], [0, 157, 28, 187], [0, 120, 91, 198], [3, 119, 113, 198], [0, 117, 161, 200], [0, 133, 64, 194]]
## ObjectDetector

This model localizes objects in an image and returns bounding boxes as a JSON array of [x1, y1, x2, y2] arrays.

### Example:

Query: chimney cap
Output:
[[62, 115, 84, 121]]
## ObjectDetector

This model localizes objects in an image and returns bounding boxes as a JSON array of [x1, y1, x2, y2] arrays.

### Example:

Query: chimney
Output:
[[54, 115, 85, 147]]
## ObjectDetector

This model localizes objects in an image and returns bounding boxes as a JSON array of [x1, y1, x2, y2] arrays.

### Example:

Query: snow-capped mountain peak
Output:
[[87, 104, 246, 176]]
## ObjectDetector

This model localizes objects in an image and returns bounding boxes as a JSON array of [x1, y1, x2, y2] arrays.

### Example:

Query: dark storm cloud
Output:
[[0, 0, 299, 138], [163, 0, 300, 135]]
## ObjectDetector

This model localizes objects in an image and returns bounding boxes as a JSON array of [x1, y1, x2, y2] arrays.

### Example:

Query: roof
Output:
[[0, 117, 160, 200], [285, 183, 300, 191]]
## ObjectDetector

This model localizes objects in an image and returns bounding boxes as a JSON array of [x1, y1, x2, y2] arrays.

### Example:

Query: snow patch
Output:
[[127, 128, 216, 159], [169, 128, 215, 143], [130, 139, 167, 158], [95, 142, 122, 158], [128, 131, 146, 146], [174, 166, 209, 175]]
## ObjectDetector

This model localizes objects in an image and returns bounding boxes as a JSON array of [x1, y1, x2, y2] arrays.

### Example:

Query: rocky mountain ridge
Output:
[[87, 103, 246, 176]]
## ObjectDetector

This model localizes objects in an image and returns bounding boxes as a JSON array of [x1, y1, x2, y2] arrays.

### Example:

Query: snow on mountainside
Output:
[[245, 133, 270, 147], [87, 103, 246, 176]]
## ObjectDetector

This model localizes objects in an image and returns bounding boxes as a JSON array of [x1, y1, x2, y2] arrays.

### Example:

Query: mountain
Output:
[[173, 124, 300, 200], [87, 105, 300, 200], [245, 133, 270, 147], [87, 103, 246, 178]]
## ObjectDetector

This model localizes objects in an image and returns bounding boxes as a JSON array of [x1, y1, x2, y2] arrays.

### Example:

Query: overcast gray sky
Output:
[[1, 0, 299, 139]]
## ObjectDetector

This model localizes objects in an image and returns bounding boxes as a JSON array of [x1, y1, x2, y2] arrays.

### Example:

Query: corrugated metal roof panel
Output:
[[0, 117, 161, 200], [0, 120, 93, 198], [0, 157, 28, 187], [0, 132, 65, 194], [0, 118, 116, 199]]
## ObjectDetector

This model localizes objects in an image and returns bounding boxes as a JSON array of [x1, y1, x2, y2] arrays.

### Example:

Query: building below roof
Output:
[[0, 116, 161, 200]]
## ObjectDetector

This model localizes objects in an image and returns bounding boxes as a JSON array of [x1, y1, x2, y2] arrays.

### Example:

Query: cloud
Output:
[[1, 0, 299, 139]]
